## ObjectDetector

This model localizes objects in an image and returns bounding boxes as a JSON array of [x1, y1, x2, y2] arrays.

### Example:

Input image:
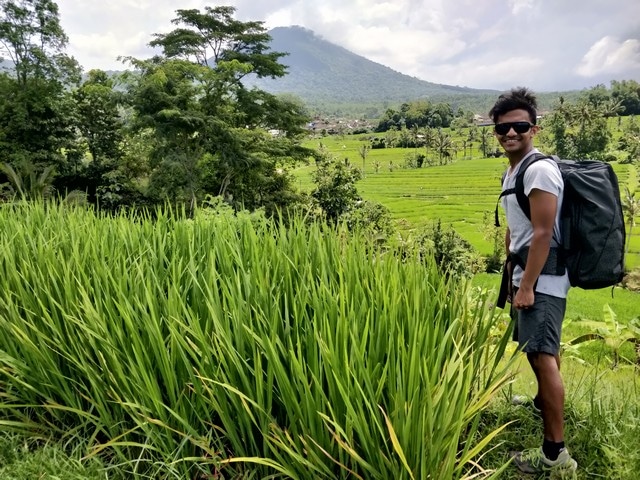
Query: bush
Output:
[[414, 219, 485, 278], [343, 199, 394, 241], [403, 151, 426, 169]]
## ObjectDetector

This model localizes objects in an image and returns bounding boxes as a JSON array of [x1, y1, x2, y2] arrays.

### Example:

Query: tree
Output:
[[148, 6, 285, 80], [541, 95, 611, 160], [543, 98, 570, 158], [433, 129, 453, 165], [0, 0, 80, 177], [479, 127, 492, 158], [571, 101, 611, 158], [125, 58, 211, 212], [358, 143, 370, 176], [0, 0, 79, 86], [124, 6, 313, 214], [311, 155, 361, 223], [59, 69, 128, 204], [618, 115, 640, 164], [611, 80, 640, 116], [73, 70, 124, 166], [622, 185, 640, 258]]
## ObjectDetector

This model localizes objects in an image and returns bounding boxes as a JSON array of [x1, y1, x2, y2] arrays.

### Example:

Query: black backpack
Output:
[[496, 153, 626, 289]]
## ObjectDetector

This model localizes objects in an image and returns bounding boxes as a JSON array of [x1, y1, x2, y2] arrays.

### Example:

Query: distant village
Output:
[[301, 112, 548, 137]]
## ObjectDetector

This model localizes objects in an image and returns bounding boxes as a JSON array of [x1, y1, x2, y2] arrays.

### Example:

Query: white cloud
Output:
[[508, 0, 536, 15], [50, 0, 640, 90], [67, 31, 153, 71], [577, 36, 640, 77], [424, 55, 546, 90]]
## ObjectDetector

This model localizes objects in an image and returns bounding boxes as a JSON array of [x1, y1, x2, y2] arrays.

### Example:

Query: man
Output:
[[490, 87, 577, 475]]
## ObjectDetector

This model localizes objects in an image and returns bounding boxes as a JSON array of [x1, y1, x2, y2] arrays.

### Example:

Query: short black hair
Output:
[[488, 87, 538, 124]]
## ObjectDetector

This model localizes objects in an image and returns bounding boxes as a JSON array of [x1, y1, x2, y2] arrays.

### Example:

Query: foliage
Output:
[[414, 219, 485, 278], [55, 69, 128, 205], [375, 100, 454, 132], [432, 128, 455, 165], [0, 74, 77, 168], [402, 150, 426, 169], [0, 433, 112, 479], [0, 0, 80, 86], [121, 6, 314, 214], [565, 305, 640, 367], [611, 79, 640, 116], [343, 199, 394, 242], [481, 211, 506, 273], [622, 185, 640, 258], [310, 155, 362, 222], [0, 201, 513, 479], [475, 364, 640, 480], [149, 5, 286, 79], [0, 0, 81, 182], [0, 160, 55, 200], [358, 142, 370, 173], [72, 70, 124, 166], [617, 114, 640, 164], [540, 95, 611, 160]]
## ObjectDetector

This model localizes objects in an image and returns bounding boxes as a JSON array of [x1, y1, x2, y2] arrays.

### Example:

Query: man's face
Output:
[[494, 108, 539, 158]]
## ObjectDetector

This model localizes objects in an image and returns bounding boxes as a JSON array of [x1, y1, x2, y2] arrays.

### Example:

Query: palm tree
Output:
[[479, 127, 492, 158], [433, 129, 453, 165], [602, 98, 625, 118], [622, 185, 640, 258], [358, 144, 370, 177]]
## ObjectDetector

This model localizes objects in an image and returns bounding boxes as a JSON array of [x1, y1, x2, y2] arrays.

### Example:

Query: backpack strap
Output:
[[494, 153, 558, 227], [513, 153, 557, 220]]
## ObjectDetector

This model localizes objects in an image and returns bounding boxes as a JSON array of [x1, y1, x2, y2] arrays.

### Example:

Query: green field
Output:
[[299, 133, 640, 269]]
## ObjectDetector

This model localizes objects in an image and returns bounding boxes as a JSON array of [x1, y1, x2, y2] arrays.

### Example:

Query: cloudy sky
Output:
[[55, 0, 639, 92]]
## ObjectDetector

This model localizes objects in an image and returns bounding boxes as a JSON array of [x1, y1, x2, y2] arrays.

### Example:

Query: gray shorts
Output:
[[510, 290, 566, 355]]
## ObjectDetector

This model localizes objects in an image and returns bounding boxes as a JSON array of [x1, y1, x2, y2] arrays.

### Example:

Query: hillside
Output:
[[242, 26, 500, 111]]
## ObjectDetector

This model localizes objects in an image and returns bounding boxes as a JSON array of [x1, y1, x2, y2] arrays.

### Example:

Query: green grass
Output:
[[478, 357, 640, 480], [0, 434, 111, 480], [0, 201, 513, 479]]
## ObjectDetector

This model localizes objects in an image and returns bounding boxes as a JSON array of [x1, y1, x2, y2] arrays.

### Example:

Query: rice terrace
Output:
[[1, 1, 640, 479]]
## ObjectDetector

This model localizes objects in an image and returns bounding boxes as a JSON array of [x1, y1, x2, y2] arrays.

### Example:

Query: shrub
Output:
[[414, 219, 486, 278]]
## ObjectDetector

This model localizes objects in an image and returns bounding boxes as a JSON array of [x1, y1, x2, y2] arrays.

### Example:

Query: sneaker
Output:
[[511, 447, 578, 477], [511, 394, 543, 414]]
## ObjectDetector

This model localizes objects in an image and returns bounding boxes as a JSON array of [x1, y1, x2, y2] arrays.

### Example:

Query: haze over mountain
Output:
[[243, 26, 501, 108]]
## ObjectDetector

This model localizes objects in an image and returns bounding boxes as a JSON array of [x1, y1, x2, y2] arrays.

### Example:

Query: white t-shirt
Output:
[[501, 149, 571, 298]]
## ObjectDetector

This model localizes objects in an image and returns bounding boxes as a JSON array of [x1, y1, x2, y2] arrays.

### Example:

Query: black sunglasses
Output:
[[494, 122, 534, 135]]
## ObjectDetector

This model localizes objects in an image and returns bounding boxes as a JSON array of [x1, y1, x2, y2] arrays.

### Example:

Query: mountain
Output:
[[243, 26, 499, 109]]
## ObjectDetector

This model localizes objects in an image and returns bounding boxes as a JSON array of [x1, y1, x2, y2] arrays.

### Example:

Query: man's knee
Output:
[[527, 352, 557, 370]]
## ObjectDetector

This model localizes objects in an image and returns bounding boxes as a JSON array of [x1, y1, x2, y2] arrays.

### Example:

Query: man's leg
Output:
[[526, 352, 561, 412], [511, 293, 576, 474], [529, 352, 564, 441]]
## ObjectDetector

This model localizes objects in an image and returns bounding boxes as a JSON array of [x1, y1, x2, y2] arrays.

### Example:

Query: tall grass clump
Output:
[[0, 201, 514, 479]]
